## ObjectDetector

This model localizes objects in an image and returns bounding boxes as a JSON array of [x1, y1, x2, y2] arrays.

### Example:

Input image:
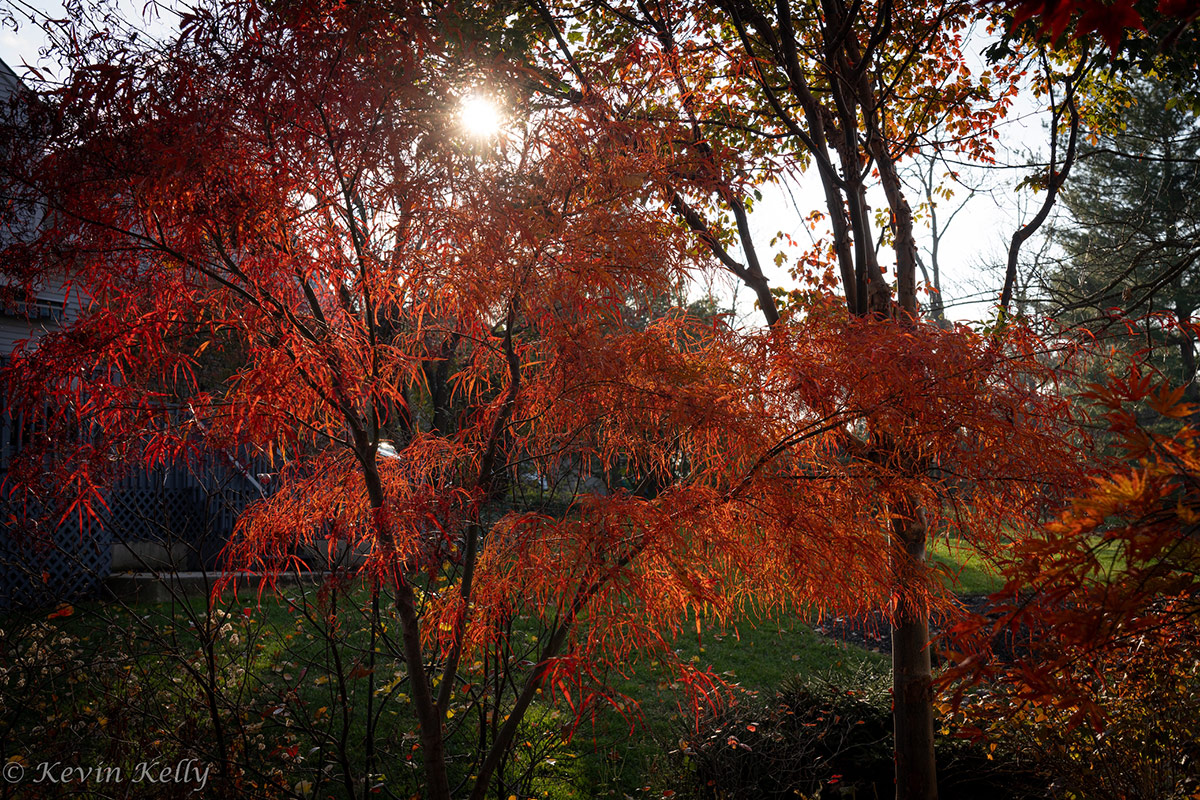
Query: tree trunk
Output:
[[394, 579, 453, 800], [361, 457, 453, 800], [891, 501, 938, 800]]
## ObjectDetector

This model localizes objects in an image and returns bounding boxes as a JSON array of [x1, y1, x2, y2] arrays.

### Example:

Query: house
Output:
[[0, 57, 106, 608], [0, 57, 290, 608], [1, 57, 76, 458]]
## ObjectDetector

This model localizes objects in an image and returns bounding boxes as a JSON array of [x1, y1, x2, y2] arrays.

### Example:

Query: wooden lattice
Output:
[[0, 507, 112, 610], [1, 428, 276, 609], [106, 487, 199, 543]]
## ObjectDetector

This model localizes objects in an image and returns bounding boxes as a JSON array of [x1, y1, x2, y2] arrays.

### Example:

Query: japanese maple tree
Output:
[[0, 1, 756, 796], [512, 1, 1096, 797], [0, 1, 1100, 799], [944, 367, 1200, 798], [992, 0, 1199, 58]]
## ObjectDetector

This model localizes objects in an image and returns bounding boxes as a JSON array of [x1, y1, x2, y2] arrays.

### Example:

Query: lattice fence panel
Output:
[[0, 507, 111, 610], [105, 487, 199, 544], [1, 364, 114, 609], [2, 440, 280, 608], [190, 451, 275, 570]]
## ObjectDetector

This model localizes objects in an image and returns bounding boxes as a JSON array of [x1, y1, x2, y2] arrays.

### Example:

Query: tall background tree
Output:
[[1036, 75, 1200, 397]]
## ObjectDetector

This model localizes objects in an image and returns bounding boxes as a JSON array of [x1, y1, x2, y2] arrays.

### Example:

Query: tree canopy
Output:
[[2, 0, 1186, 798]]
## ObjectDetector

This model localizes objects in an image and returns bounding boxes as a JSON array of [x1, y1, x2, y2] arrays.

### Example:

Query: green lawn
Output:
[[12, 539, 1060, 799], [927, 535, 1128, 596], [928, 538, 1006, 595], [537, 611, 887, 798]]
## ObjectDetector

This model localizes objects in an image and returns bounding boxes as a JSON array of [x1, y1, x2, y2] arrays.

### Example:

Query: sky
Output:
[[0, 1, 1055, 326], [2, 0, 68, 75]]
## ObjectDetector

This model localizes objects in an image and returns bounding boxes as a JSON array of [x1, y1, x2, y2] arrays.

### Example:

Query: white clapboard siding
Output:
[[2, 58, 89, 357], [0, 274, 87, 353], [0, 58, 21, 100], [1, 58, 288, 608]]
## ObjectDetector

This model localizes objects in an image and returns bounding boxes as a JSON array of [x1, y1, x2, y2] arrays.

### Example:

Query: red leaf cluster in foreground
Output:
[[997, 0, 1199, 53], [946, 367, 1200, 732]]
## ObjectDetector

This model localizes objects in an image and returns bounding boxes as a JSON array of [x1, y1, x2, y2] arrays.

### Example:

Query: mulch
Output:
[[812, 594, 998, 656]]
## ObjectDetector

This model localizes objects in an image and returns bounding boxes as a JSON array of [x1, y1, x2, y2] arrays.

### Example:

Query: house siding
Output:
[[0, 58, 113, 608], [0, 274, 81, 352], [0, 58, 282, 610]]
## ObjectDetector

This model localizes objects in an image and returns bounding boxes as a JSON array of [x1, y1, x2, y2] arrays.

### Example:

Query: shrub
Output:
[[678, 664, 1046, 800], [951, 652, 1200, 800]]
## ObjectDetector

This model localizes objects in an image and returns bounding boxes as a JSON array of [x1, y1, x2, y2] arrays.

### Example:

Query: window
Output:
[[0, 285, 64, 322]]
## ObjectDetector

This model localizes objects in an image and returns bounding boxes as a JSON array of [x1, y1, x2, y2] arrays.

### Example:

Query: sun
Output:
[[460, 93, 502, 138]]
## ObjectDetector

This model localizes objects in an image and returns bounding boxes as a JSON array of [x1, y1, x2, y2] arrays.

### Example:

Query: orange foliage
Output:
[[946, 367, 1200, 730], [0, 1, 1096, 797]]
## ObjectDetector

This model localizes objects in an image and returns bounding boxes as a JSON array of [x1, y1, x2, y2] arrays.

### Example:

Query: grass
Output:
[[2, 590, 887, 799], [927, 535, 1129, 596], [928, 539, 1006, 595], [8, 540, 1035, 799], [1, 579, 415, 798], [526, 609, 889, 799]]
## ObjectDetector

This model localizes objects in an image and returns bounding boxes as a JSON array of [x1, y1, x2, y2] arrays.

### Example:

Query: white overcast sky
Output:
[[0, 1, 1053, 326]]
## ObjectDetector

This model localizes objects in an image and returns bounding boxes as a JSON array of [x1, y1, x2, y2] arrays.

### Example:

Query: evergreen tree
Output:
[[1041, 76, 1200, 392]]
